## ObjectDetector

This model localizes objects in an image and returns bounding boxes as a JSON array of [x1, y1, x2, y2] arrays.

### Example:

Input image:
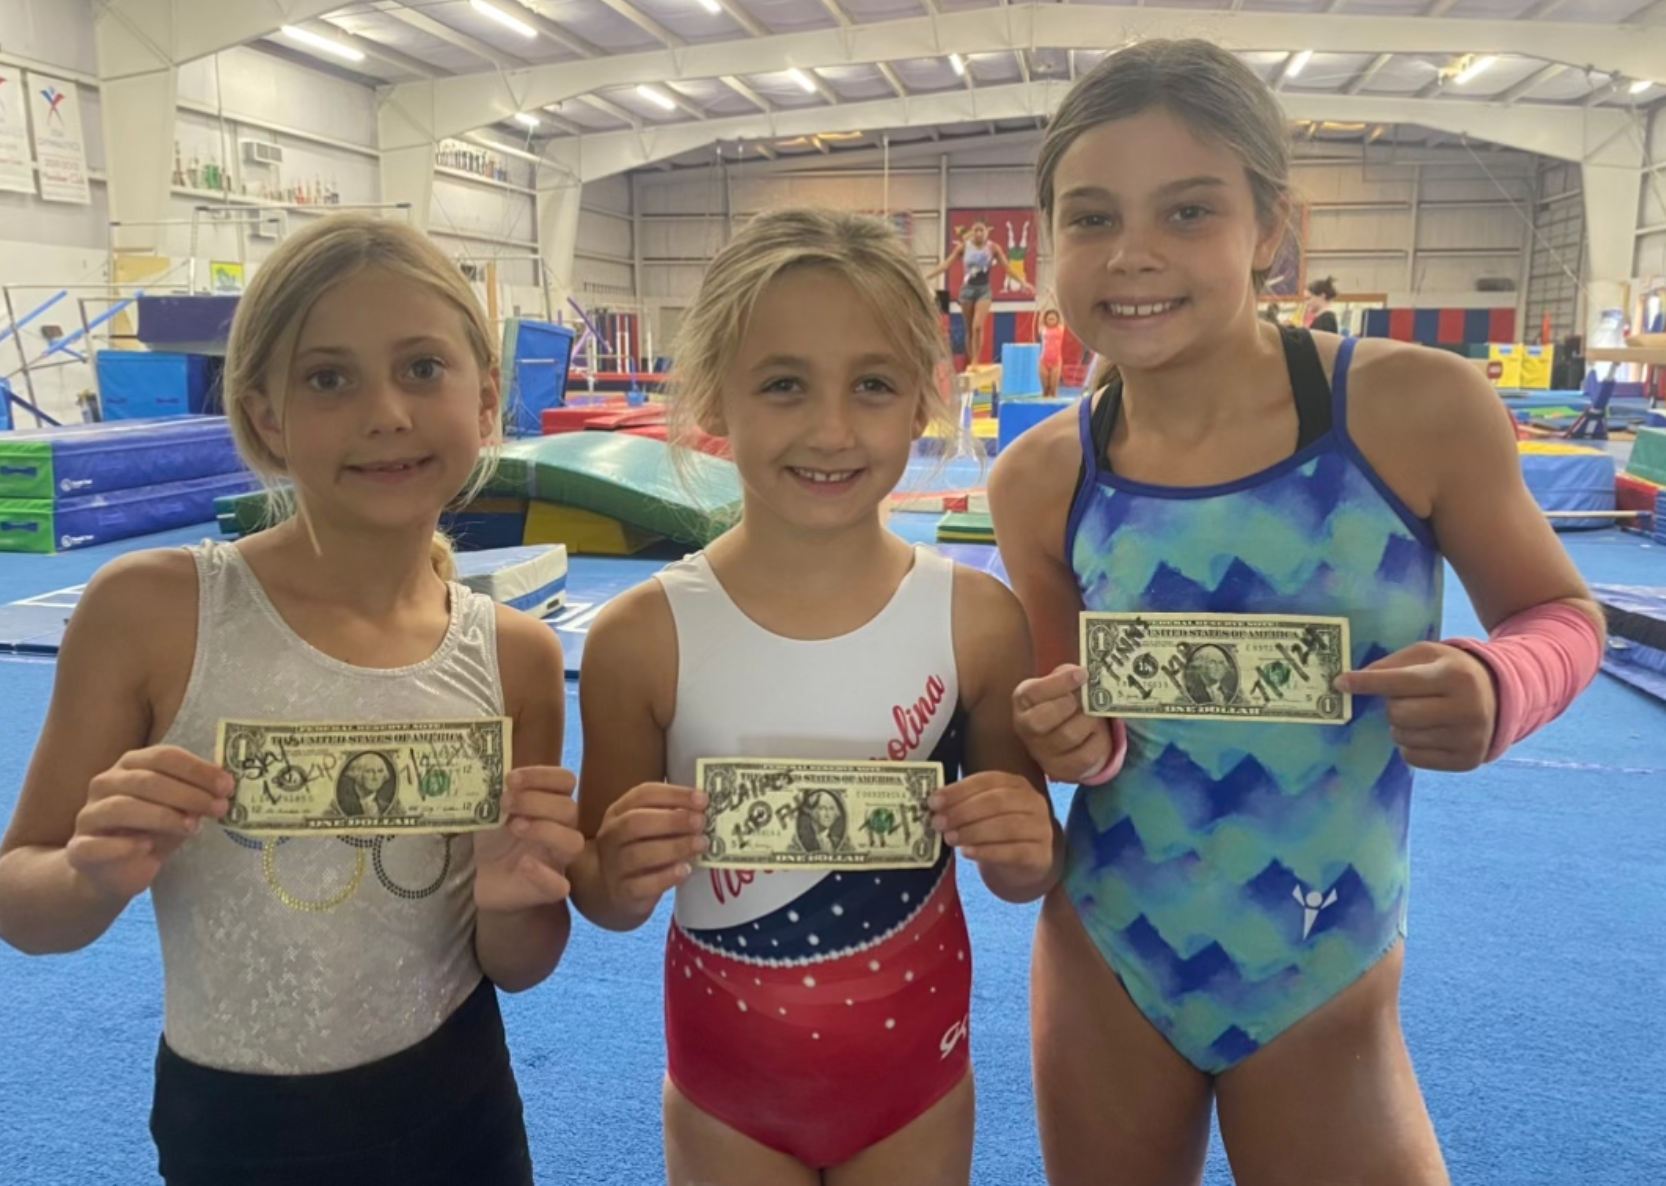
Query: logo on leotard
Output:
[[1293, 882, 1339, 939], [939, 1014, 970, 1059]]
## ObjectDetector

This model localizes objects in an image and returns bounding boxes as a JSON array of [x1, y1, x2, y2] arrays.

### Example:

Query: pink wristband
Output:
[[1078, 718, 1129, 786], [1442, 602, 1603, 764]]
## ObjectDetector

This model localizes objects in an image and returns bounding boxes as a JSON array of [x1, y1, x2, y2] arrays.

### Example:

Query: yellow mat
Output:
[[523, 501, 662, 555]]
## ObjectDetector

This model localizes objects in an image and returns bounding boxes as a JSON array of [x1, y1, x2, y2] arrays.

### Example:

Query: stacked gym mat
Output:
[[1516, 441, 1616, 529], [1592, 584, 1666, 705], [454, 545, 567, 617], [0, 417, 256, 553]]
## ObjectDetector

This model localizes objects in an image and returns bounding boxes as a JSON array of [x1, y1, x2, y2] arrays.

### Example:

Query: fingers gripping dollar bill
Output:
[[696, 759, 944, 871], [216, 718, 512, 835], [1080, 612, 1353, 725]]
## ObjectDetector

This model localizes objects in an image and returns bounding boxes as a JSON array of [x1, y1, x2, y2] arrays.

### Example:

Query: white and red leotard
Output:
[[657, 546, 972, 1169]]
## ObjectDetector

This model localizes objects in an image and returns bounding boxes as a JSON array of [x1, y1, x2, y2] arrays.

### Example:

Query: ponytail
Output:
[[429, 531, 457, 582]]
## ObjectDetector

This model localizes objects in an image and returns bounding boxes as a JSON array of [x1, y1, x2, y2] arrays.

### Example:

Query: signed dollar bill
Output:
[[695, 758, 944, 871], [216, 718, 512, 835], [1080, 612, 1352, 725]]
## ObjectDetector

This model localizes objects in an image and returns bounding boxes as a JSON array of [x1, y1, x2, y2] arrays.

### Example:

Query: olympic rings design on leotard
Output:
[[226, 828, 453, 907], [372, 836, 454, 900], [261, 839, 366, 913]]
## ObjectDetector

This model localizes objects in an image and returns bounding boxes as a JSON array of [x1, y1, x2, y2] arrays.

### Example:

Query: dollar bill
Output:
[[1079, 612, 1352, 725], [216, 718, 512, 835], [695, 758, 944, 871]]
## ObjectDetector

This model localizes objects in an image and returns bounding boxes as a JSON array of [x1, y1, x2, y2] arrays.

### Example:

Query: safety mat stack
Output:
[[1593, 584, 1666, 705], [0, 417, 256, 553]]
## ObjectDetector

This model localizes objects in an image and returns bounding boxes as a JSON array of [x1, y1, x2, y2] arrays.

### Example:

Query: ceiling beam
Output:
[[376, 3, 530, 71], [660, 84, 710, 121], [720, 75, 773, 111], [481, 0, 604, 58], [813, 0, 854, 28], [1343, 52, 1394, 95], [94, 0, 345, 69], [305, 19, 442, 79], [711, 0, 771, 38], [798, 67, 841, 106], [543, 80, 1641, 183], [579, 93, 644, 129], [381, 4, 1666, 146], [592, 0, 685, 48], [878, 62, 909, 97], [1500, 61, 1568, 104]]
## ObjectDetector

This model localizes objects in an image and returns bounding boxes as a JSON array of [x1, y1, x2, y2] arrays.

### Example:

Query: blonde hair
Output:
[[1035, 39, 1295, 392], [222, 213, 500, 580], [667, 208, 956, 474]]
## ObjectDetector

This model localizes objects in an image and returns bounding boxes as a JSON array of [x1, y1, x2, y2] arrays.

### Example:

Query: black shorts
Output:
[[150, 977, 533, 1186]]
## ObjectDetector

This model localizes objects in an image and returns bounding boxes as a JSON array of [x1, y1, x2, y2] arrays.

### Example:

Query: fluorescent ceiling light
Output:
[[513, 112, 540, 128], [787, 68, 818, 93], [698, 0, 722, 11], [950, 53, 966, 76], [637, 85, 678, 111], [280, 25, 365, 63], [1630, 79, 1655, 95], [1284, 50, 1312, 79], [1454, 55, 1496, 85], [471, 0, 537, 38]]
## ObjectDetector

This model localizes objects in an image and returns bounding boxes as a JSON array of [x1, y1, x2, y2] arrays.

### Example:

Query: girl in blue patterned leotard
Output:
[[991, 37, 1602, 1186], [1064, 326, 1442, 1072]]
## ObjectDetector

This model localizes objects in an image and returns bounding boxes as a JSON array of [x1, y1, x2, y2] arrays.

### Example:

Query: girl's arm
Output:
[[924, 243, 964, 282], [569, 583, 704, 932], [473, 610, 580, 993], [1341, 344, 1604, 769], [0, 552, 227, 954], [986, 416, 1123, 782], [934, 567, 1063, 903]]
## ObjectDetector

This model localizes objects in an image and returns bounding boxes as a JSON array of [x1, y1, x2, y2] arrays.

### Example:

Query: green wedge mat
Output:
[[218, 435, 743, 548], [1628, 427, 1666, 488]]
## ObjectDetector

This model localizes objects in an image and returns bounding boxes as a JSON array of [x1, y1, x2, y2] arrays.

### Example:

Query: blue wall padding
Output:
[[96, 352, 220, 420], [1464, 308, 1493, 343], [1412, 308, 1441, 345]]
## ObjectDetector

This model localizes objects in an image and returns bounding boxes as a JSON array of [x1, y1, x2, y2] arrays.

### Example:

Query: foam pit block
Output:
[[0, 471, 259, 553], [0, 416, 242, 500], [455, 544, 568, 617], [523, 501, 662, 555]]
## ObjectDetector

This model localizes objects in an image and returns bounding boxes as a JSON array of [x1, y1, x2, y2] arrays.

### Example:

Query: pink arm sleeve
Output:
[[1442, 602, 1604, 764], [1079, 718, 1128, 786]]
